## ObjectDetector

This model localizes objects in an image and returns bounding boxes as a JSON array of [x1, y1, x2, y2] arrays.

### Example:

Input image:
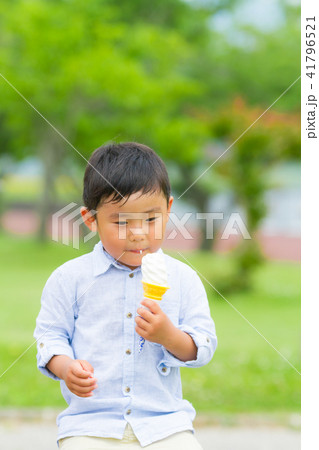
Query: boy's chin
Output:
[[120, 254, 143, 269], [121, 248, 154, 269], [121, 260, 142, 270]]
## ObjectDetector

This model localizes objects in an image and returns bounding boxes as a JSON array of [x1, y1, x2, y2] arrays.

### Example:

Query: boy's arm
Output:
[[46, 355, 73, 380], [34, 269, 76, 380], [162, 326, 198, 362], [136, 299, 198, 362], [136, 270, 217, 368]]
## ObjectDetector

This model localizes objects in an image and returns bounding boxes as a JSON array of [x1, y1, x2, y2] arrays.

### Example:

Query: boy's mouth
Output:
[[128, 248, 148, 254]]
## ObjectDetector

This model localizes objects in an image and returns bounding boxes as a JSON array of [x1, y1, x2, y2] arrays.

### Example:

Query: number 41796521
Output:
[[306, 18, 315, 79]]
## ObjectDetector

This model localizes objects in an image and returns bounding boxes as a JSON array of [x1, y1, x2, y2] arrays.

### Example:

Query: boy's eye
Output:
[[114, 216, 158, 225]]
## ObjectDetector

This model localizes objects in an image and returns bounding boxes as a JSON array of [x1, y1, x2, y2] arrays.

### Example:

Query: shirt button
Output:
[[161, 367, 167, 373], [127, 312, 133, 319], [129, 273, 134, 278], [126, 409, 132, 415], [206, 337, 210, 343], [125, 386, 131, 393], [39, 343, 44, 348], [126, 349, 132, 355]]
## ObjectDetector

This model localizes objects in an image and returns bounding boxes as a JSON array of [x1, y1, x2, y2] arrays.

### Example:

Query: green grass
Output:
[[2, 175, 42, 202], [2, 174, 81, 204], [0, 234, 300, 413]]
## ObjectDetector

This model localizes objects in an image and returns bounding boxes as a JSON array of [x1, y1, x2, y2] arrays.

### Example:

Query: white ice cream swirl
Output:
[[141, 253, 168, 286]]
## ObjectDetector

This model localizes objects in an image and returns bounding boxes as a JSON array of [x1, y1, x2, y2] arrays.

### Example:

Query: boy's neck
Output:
[[102, 246, 141, 271]]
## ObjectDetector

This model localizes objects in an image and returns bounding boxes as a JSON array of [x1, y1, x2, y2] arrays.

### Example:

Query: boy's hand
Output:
[[62, 359, 98, 398], [135, 299, 176, 347]]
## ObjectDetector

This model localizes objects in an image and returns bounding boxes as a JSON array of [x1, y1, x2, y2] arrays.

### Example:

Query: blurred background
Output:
[[0, 0, 300, 448]]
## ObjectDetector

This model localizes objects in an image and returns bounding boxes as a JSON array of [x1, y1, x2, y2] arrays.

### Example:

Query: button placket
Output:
[[122, 269, 138, 414]]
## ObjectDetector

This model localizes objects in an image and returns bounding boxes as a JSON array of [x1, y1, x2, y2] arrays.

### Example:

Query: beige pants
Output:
[[58, 423, 203, 449]]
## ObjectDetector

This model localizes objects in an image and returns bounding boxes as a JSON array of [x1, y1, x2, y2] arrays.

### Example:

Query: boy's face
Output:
[[81, 191, 173, 270]]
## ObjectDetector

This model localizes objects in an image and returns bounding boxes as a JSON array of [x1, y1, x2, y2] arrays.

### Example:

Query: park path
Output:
[[0, 410, 300, 450]]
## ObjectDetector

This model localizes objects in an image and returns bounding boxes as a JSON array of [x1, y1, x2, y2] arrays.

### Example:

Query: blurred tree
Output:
[[209, 97, 300, 290], [0, 117, 11, 231], [0, 111, 29, 231], [190, 1, 301, 112], [228, 2, 301, 111], [160, 0, 301, 251], [0, 0, 218, 239]]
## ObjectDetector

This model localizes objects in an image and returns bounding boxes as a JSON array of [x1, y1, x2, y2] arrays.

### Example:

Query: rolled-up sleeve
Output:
[[33, 269, 76, 380], [158, 270, 217, 370]]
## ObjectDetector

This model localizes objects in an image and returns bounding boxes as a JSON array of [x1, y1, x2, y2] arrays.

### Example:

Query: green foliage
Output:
[[204, 3, 301, 112], [229, 240, 265, 292], [0, 0, 300, 161], [0, 0, 209, 162], [205, 98, 300, 288], [0, 0, 212, 239]]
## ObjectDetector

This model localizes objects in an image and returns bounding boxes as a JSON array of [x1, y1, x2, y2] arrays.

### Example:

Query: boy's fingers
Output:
[[73, 390, 94, 398], [137, 307, 153, 322], [141, 299, 160, 314], [72, 361, 94, 379], [135, 316, 150, 331], [70, 374, 97, 387], [79, 360, 94, 375], [135, 325, 147, 338], [70, 382, 97, 394]]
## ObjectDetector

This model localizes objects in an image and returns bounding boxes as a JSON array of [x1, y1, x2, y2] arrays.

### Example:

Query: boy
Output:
[[34, 142, 217, 449]]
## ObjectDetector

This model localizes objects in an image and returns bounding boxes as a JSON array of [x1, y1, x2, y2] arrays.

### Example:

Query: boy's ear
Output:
[[165, 196, 174, 224], [167, 196, 174, 214], [80, 207, 97, 232]]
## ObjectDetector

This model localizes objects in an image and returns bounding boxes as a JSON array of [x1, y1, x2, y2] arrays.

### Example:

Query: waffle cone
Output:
[[142, 281, 169, 300]]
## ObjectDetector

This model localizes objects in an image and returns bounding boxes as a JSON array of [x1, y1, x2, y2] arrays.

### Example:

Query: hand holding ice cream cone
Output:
[[137, 252, 170, 352], [136, 252, 198, 362], [136, 297, 175, 348]]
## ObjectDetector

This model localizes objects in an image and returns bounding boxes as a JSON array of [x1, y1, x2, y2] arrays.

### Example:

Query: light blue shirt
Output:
[[34, 241, 217, 447]]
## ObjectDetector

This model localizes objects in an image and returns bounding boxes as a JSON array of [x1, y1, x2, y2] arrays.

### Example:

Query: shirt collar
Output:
[[92, 241, 112, 276], [92, 241, 163, 277]]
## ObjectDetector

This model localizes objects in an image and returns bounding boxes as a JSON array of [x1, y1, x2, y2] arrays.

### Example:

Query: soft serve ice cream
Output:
[[141, 252, 169, 287]]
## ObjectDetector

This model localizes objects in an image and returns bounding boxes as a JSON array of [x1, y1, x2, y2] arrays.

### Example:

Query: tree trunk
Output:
[[189, 187, 212, 251], [0, 174, 4, 233], [37, 134, 62, 241], [178, 164, 216, 251]]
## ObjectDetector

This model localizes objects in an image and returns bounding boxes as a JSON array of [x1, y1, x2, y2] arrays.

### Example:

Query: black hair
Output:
[[83, 142, 171, 211]]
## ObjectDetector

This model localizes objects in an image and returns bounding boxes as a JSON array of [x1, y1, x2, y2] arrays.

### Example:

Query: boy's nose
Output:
[[129, 227, 146, 240]]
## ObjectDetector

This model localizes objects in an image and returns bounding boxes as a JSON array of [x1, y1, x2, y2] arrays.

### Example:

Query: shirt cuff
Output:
[[157, 324, 217, 371], [36, 340, 75, 381]]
